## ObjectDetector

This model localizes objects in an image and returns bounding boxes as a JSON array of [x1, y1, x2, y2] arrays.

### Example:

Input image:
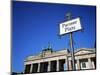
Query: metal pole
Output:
[[69, 32, 75, 70], [66, 13, 75, 70]]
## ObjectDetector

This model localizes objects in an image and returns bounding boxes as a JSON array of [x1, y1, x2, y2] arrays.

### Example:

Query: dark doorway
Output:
[[24, 64, 31, 74], [50, 60, 57, 72], [59, 59, 65, 71], [40, 62, 48, 72], [32, 63, 38, 73]]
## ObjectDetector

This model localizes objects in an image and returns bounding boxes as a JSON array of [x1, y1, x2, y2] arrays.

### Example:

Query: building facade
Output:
[[24, 48, 96, 74]]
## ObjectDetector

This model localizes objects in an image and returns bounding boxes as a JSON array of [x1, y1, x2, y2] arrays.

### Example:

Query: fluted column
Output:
[[92, 60, 95, 69], [65, 58, 68, 70], [24, 65, 26, 73], [48, 61, 51, 72], [57, 60, 59, 71], [88, 58, 93, 69], [68, 60, 72, 70], [30, 64, 33, 73], [37, 63, 40, 72], [76, 59, 81, 70]]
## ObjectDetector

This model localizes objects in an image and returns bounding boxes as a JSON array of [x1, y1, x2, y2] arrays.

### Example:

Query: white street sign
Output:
[[59, 17, 82, 35]]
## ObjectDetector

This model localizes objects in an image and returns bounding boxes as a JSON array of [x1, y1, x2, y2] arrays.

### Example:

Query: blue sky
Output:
[[12, 1, 96, 72]]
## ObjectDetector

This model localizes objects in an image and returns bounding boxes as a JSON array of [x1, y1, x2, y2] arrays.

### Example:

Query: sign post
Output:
[[67, 13, 75, 70], [69, 32, 75, 70], [59, 13, 82, 70]]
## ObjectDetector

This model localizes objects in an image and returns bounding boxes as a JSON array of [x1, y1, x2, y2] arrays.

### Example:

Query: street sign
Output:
[[59, 17, 82, 35]]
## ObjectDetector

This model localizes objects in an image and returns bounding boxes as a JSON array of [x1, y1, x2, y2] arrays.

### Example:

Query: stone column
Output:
[[65, 58, 68, 70], [88, 58, 93, 69], [30, 64, 33, 73], [57, 60, 59, 71], [48, 61, 51, 72], [92, 60, 95, 69], [76, 59, 81, 70], [24, 65, 26, 73], [37, 63, 40, 72], [68, 60, 72, 70]]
